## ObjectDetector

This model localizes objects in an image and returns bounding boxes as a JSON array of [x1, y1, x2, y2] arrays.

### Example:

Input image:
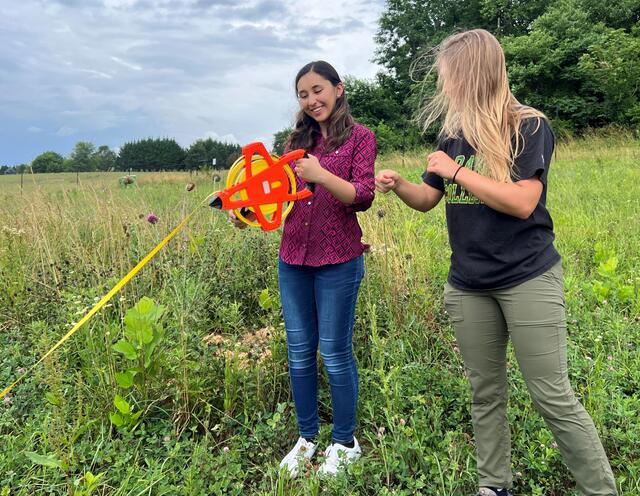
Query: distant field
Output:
[[0, 170, 218, 193], [0, 137, 638, 495]]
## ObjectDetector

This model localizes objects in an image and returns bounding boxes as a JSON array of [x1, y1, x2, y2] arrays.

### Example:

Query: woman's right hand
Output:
[[228, 210, 252, 229], [375, 169, 400, 193]]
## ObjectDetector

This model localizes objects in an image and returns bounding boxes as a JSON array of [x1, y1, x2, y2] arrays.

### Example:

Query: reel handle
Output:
[[303, 152, 316, 193]]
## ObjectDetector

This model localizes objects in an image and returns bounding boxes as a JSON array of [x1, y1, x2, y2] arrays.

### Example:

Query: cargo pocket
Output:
[[443, 282, 464, 323]]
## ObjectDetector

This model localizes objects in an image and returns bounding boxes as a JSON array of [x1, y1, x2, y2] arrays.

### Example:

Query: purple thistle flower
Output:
[[146, 213, 159, 224]]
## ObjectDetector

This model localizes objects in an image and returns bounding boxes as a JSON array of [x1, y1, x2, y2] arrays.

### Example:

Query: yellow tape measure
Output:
[[0, 194, 212, 400]]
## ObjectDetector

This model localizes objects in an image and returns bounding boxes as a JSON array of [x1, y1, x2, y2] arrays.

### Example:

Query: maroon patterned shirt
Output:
[[279, 123, 377, 266]]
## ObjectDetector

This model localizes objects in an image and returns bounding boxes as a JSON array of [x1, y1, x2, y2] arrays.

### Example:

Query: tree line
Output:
[[3, 0, 638, 170], [1, 138, 242, 174], [278, 0, 639, 154]]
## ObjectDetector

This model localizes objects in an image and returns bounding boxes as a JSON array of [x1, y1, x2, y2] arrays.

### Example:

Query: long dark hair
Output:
[[286, 61, 354, 153]]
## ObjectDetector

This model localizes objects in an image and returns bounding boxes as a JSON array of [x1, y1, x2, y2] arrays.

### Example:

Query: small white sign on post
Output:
[[212, 158, 217, 167]]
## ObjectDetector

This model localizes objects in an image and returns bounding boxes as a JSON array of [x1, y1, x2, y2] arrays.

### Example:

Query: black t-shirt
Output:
[[423, 117, 561, 290]]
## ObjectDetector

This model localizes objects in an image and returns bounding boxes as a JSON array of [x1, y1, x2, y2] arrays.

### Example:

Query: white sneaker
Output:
[[279, 437, 317, 477], [318, 437, 362, 476]]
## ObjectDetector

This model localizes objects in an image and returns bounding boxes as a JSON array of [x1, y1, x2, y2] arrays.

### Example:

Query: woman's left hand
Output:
[[427, 151, 460, 180], [294, 154, 327, 184]]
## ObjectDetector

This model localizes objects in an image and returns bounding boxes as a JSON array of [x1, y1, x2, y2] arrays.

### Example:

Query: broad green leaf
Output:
[[123, 311, 143, 341], [45, 392, 61, 406], [597, 256, 618, 278], [124, 309, 142, 329], [112, 340, 138, 360], [151, 325, 166, 348], [84, 470, 104, 488], [109, 412, 124, 427], [148, 303, 165, 322], [115, 371, 134, 389], [136, 296, 154, 315], [258, 288, 272, 310], [134, 296, 164, 321], [593, 242, 609, 265], [124, 313, 153, 345], [591, 280, 610, 300], [113, 395, 131, 414], [144, 326, 164, 368], [25, 451, 63, 469], [144, 347, 153, 369], [138, 323, 153, 344]]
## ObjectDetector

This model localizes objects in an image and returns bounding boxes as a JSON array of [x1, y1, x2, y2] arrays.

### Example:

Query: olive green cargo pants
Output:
[[444, 262, 617, 495]]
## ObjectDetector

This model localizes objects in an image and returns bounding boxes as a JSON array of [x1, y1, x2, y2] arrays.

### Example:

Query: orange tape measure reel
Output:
[[209, 142, 314, 231]]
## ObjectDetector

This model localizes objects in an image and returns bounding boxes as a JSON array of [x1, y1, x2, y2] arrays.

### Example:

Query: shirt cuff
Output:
[[347, 181, 374, 212]]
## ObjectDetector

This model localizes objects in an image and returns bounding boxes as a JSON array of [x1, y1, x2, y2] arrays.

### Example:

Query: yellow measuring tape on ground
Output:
[[1, 141, 309, 400], [0, 194, 213, 400]]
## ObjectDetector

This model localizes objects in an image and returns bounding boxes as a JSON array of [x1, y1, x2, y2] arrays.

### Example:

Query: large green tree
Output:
[[117, 138, 186, 171], [372, 0, 640, 140], [272, 128, 292, 155], [31, 151, 64, 173], [184, 138, 241, 170], [69, 141, 97, 172], [504, 0, 640, 131], [93, 145, 118, 171], [345, 75, 426, 152], [375, 0, 554, 85]]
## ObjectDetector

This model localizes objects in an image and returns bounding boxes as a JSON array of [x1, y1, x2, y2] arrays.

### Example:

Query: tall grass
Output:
[[0, 136, 638, 495]]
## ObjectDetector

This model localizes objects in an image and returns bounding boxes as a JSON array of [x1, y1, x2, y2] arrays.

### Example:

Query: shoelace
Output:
[[324, 444, 339, 463]]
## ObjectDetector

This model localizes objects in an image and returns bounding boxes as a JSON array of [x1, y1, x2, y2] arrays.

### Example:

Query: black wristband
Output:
[[452, 165, 464, 183]]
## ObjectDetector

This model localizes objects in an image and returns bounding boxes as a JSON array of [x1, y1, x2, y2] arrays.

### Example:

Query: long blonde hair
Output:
[[416, 29, 546, 182]]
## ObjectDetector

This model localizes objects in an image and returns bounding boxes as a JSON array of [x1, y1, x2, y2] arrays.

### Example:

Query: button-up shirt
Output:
[[279, 123, 377, 266]]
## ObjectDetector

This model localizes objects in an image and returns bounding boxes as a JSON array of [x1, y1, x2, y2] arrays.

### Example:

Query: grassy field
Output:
[[0, 136, 639, 495]]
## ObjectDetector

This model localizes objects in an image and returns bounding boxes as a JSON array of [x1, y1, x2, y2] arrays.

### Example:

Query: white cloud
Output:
[[56, 126, 78, 136], [203, 131, 239, 144], [110, 56, 143, 71], [78, 69, 113, 79]]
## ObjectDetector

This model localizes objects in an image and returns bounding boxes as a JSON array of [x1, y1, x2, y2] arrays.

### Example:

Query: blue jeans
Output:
[[278, 256, 364, 444]]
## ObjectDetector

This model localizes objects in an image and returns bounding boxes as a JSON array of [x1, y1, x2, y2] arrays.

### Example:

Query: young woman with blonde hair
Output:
[[376, 29, 617, 496]]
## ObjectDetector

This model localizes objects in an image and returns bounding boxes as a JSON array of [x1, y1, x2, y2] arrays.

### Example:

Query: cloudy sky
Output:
[[0, 0, 386, 165]]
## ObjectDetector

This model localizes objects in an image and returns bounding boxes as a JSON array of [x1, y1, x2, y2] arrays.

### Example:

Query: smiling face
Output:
[[296, 70, 344, 127]]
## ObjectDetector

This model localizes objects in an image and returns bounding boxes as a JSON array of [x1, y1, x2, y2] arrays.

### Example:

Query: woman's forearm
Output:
[[318, 169, 357, 204], [454, 167, 542, 219], [393, 176, 442, 212]]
